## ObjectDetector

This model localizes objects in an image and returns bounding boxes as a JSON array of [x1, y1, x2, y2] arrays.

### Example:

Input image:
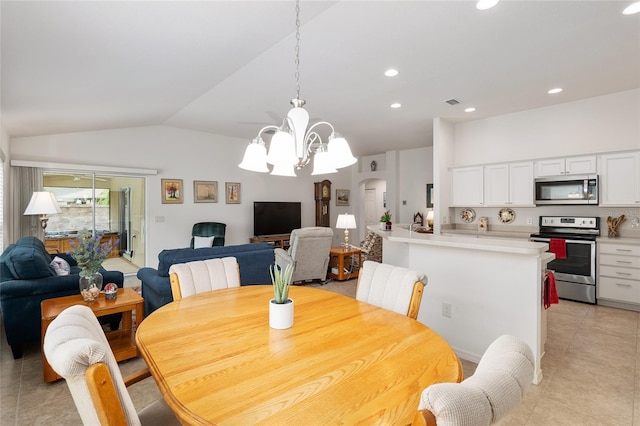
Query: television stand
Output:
[[250, 234, 291, 250]]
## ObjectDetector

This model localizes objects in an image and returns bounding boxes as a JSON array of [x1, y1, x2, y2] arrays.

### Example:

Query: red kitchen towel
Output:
[[544, 271, 559, 309], [549, 238, 567, 260]]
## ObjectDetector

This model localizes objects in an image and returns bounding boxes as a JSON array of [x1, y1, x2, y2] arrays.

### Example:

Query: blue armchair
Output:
[[0, 237, 124, 359]]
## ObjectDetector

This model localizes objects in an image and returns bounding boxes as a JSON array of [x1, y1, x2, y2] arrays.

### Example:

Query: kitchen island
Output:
[[370, 225, 553, 384]]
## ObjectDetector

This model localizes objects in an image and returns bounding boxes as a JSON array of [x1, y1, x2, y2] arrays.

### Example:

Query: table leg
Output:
[[338, 253, 345, 280], [41, 318, 60, 383], [135, 302, 144, 329]]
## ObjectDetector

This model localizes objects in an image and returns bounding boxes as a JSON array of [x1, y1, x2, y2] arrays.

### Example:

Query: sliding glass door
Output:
[[43, 172, 145, 268]]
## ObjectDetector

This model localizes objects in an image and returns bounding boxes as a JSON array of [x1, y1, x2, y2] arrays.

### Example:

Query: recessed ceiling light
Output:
[[623, 2, 640, 15], [476, 0, 500, 11], [465, 107, 476, 113], [390, 103, 402, 109], [548, 88, 563, 94], [384, 69, 399, 77]]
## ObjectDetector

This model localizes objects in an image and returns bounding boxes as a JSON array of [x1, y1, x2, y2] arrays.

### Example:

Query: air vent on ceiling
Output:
[[445, 98, 461, 106]]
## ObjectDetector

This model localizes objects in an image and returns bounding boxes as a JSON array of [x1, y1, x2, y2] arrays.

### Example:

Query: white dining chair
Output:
[[356, 260, 427, 320], [169, 256, 240, 301], [414, 334, 535, 426], [43, 304, 180, 426]]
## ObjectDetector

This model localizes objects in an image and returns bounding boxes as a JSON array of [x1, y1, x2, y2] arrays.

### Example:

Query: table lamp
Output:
[[336, 213, 356, 251], [426, 210, 434, 230], [23, 191, 62, 233]]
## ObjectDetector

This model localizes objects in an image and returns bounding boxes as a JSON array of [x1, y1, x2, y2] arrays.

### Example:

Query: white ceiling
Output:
[[2, 1, 639, 157]]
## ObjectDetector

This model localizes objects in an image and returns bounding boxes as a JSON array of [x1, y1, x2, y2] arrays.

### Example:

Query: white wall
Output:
[[9, 125, 353, 266], [452, 89, 640, 167], [398, 147, 432, 224]]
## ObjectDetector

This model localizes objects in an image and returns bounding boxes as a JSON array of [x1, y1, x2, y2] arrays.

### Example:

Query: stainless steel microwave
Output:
[[535, 175, 599, 205]]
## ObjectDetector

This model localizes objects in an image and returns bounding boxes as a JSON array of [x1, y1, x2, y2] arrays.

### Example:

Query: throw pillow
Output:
[[194, 236, 215, 249], [50, 256, 71, 276]]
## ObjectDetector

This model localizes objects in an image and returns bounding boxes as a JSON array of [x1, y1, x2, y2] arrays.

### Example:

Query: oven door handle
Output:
[[530, 238, 595, 245]]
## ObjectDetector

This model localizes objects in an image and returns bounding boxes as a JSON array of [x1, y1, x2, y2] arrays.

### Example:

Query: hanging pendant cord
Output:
[[295, 0, 301, 100]]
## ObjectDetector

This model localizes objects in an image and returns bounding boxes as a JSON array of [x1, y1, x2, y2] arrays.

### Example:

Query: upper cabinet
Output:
[[535, 155, 597, 177], [452, 166, 484, 206], [484, 162, 534, 207], [599, 151, 640, 206]]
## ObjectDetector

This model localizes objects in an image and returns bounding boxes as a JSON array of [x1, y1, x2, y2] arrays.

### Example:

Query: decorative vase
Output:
[[79, 271, 103, 302], [269, 298, 294, 329], [386, 221, 392, 230], [379, 222, 386, 230]]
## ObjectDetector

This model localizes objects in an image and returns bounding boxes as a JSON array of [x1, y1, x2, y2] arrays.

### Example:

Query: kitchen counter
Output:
[[372, 226, 548, 255], [371, 225, 553, 385]]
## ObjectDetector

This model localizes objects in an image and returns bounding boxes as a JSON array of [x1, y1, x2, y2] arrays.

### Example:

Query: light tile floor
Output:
[[1, 284, 638, 425]]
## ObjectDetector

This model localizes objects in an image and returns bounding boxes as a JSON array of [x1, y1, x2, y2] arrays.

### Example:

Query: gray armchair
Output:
[[274, 227, 333, 284]]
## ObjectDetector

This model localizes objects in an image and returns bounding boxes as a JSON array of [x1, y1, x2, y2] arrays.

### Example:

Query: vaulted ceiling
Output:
[[2, 1, 638, 157]]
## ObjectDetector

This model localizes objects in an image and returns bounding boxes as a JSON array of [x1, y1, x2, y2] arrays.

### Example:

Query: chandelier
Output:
[[238, 0, 357, 177]]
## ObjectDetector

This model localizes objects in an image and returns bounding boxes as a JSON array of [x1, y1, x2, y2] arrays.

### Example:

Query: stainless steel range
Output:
[[530, 216, 600, 304]]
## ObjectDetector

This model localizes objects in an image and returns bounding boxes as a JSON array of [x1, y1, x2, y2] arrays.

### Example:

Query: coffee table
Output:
[[41, 288, 144, 382]]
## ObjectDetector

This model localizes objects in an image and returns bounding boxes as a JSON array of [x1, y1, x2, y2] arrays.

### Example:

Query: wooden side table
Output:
[[41, 288, 144, 382], [327, 246, 362, 281]]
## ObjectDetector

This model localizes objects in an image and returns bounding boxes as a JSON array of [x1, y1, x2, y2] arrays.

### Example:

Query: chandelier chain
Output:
[[294, 0, 301, 100]]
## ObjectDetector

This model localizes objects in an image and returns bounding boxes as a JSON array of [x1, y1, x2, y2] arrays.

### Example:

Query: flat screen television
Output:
[[253, 202, 302, 236]]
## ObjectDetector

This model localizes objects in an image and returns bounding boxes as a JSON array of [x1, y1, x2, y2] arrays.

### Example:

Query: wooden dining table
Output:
[[135, 285, 462, 425]]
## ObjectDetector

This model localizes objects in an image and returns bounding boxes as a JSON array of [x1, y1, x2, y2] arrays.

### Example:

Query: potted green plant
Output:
[[269, 264, 294, 329], [380, 210, 392, 230]]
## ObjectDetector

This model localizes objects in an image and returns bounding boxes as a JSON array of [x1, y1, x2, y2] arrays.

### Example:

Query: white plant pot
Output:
[[269, 298, 294, 329], [379, 222, 386, 230]]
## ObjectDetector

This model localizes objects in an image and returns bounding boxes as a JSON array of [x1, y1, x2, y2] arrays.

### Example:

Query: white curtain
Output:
[[10, 166, 43, 241]]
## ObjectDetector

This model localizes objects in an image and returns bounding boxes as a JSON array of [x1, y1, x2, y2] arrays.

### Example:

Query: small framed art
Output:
[[426, 184, 434, 208], [225, 182, 241, 204], [194, 180, 218, 203], [161, 179, 183, 204], [336, 189, 350, 206]]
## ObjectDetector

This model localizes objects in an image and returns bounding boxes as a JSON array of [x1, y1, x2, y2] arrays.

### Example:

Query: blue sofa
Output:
[[137, 242, 275, 314], [0, 237, 124, 359]]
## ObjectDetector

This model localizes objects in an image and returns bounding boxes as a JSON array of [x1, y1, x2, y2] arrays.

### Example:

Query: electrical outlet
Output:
[[155, 216, 165, 223], [527, 217, 533, 225], [442, 216, 449, 224], [442, 303, 452, 318], [631, 217, 640, 230]]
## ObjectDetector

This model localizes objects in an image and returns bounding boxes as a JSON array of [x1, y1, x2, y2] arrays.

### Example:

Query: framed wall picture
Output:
[[194, 180, 218, 203], [225, 182, 241, 204], [161, 179, 183, 204], [336, 189, 350, 206], [426, 183, 434, 208]]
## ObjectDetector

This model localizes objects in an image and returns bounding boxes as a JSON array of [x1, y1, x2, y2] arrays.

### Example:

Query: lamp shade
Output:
[[266, 130, 297, 166], [327, 136, 357, 169], [336, 213, 356, 229], [238, 140, 269, 173], [311, 150, 338, 175], [23, 192, 62, 216]]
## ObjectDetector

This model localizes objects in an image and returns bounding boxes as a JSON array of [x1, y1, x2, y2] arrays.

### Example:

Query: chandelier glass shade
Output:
[[238, 0, 357, 177]]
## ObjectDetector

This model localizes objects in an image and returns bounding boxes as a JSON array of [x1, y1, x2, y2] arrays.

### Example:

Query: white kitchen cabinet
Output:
[[535, 155, 596, 177], [484, 161, 534, 207], [452, 166, 483, 206], [598, 241, 640, 310], [598, 151, 640, 206]]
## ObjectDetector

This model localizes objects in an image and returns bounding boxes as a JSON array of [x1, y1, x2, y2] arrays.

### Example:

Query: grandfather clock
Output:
[[314, 180, 331, 227]]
